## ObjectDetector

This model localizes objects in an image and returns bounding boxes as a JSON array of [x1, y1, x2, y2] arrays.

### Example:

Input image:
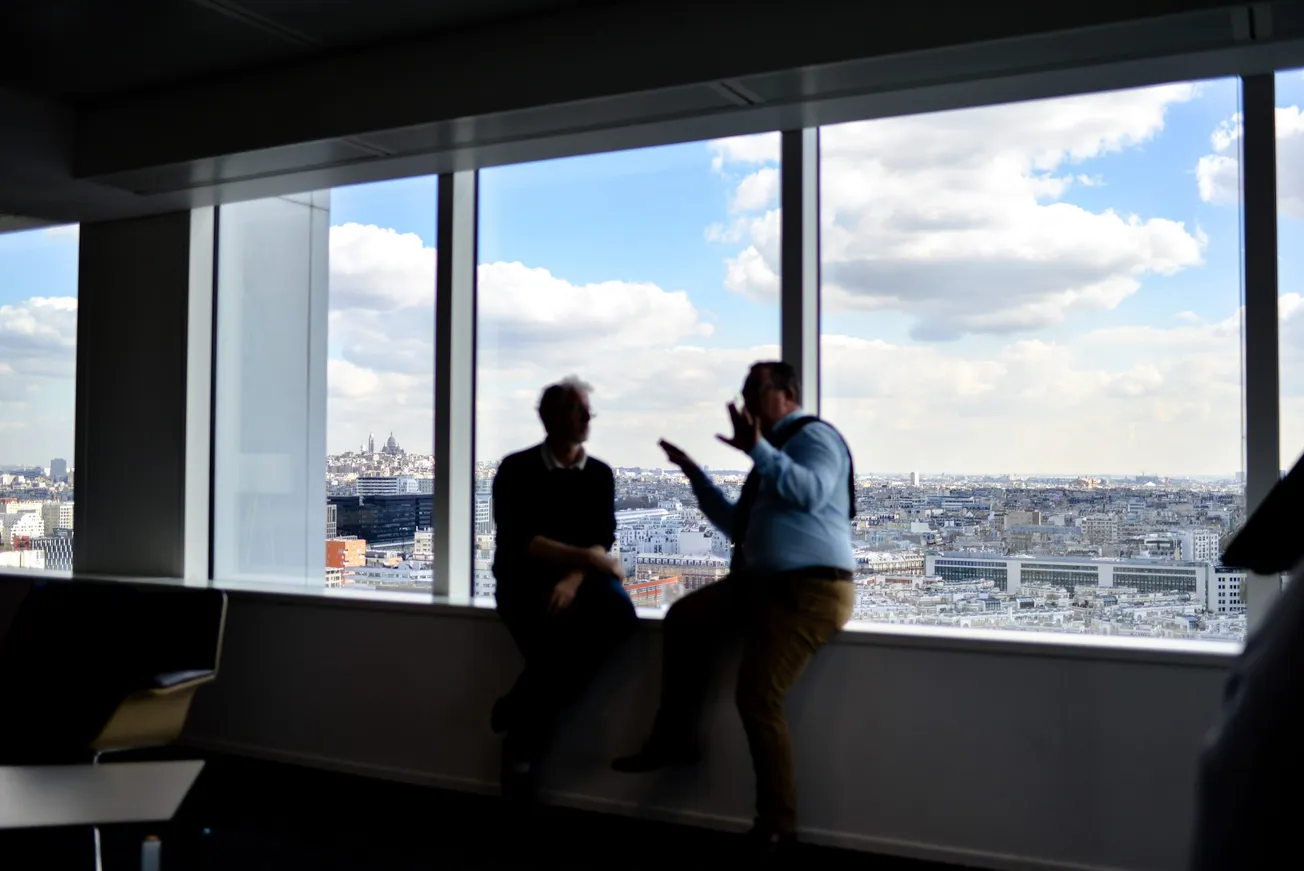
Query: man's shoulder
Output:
[[783, 417, 846, 449], [584, 456, 614, 477], [497, 446, 545, 476]]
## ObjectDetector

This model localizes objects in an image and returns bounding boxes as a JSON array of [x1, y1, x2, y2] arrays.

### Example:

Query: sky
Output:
[[8, 73, 1304, 476]]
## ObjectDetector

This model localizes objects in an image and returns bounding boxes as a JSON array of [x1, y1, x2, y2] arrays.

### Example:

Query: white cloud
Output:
[[708, 133, 781, 171], [821, 307, 1243, 475], [327, 224, 737, 465], [330, 223, 435, 310], [731, 166, 779, 212], [716, 84, 1206, 339], [1197, 105, 1304, 218]]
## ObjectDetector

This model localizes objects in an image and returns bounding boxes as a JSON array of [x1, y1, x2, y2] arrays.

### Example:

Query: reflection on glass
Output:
[[820, 80, 1246, 641], [0, 225, 78, 571]]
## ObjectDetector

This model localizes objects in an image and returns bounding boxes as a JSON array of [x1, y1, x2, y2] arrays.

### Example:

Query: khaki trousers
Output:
[[650, 571, 854, 834]]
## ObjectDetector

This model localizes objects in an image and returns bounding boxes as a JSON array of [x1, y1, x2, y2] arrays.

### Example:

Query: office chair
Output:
[[0, 580, 228, 762]]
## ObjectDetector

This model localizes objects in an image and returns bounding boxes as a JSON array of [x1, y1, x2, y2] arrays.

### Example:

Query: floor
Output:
[[11, 753, 972, 869]]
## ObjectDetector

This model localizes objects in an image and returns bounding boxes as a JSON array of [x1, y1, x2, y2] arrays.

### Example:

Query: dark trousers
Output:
[[649, 572, 854, 835], [496, 575, 637, 763]]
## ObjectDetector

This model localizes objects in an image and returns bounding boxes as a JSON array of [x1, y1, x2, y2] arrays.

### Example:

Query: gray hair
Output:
[[538, 375, 593, 419]]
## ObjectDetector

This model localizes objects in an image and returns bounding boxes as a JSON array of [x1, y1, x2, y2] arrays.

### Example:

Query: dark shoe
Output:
[[612, 740, 701, 773], [743, 825, 799, 866], [500, 756, 538, 805]]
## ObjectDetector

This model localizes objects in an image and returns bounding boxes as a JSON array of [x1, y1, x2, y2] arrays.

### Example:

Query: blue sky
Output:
[[7, 74, 1304, 476]]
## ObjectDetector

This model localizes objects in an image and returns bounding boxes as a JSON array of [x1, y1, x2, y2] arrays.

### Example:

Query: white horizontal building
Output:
[[925, 553, 1244, 613]]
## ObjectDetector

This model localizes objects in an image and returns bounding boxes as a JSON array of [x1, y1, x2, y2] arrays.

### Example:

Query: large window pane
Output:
[[214, 181, 437, 596], [325, 178, 437, 598], [820, 80, 1246, 641], [1277, 71, 1304, 476], [0, 225, 78, 572], [477, 139, 780, 605]]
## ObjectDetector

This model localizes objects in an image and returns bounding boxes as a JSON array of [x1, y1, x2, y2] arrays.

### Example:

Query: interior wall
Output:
[[183, 595, 1231, 871]]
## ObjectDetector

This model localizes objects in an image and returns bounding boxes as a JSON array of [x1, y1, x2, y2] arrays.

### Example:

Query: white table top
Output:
[[0, 760, 204, 829]]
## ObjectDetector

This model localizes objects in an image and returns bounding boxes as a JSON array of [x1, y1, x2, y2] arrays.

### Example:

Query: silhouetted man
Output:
[[491, 376, 637, 804], [614, 361, 856, 863]]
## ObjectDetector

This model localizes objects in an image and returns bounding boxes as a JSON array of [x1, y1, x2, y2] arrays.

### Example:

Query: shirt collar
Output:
[[541, 442, 588, 471], [769, 407, 806, 437]]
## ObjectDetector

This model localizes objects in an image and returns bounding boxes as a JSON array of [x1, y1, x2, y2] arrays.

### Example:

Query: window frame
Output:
[[178, 68, 1288, 656]]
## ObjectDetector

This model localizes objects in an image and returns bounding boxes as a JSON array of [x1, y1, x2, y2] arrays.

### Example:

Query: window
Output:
[[1277, 70, 1304, 474], [0, 225, 78, 571], [476, 139, 780, 604], [820, 80, 1247, 641], [324, 178, 437, 598], [213, 181, 437, 593]]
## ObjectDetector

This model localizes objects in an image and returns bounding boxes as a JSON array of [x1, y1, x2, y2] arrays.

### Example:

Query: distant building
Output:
[[326, 503, 338, 538], [0, 549, 44, 569], [910, 471, 920, 487], [413, 529, 433, 561], [636, 553, 729, 595], [41, 501, 73, 532], [0, 511, 43, 546], [357, 476, 401, 496], [49, 458, 67, 481], [326, 537, 367, 570], [925, 553, 1231, 608], [330, 494, 432, 550], [33, 530, 72, 571], [1081, 515, 1120, 545], [351, 561, 433, 586]]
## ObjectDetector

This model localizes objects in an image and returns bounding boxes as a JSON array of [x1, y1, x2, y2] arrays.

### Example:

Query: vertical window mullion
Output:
[[1241, 73, 1282, 633]]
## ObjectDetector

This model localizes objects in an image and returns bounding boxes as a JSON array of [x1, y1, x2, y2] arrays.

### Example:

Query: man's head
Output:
[[741, 361, 801, 430], [538, 376, 593, 444]]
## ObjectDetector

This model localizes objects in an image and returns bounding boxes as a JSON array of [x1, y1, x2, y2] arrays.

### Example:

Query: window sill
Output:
[[1, 570, 1240, 667]]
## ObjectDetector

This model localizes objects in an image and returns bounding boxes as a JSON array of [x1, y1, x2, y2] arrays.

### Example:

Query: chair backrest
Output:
[[0, 581, 226, 761]]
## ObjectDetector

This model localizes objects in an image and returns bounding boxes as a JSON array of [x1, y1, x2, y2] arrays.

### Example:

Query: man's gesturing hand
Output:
[[659, 439, 700, 477], [587, 545, 626, 582], [716, 402, 761, 453]]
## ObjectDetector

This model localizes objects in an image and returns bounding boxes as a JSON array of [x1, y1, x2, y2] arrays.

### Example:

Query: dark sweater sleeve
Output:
[[492, 459, 533, 573], [598, 465, 616, 550]]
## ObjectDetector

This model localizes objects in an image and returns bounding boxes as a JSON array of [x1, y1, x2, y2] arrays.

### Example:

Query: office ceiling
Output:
[[0, 0, 605, 101]]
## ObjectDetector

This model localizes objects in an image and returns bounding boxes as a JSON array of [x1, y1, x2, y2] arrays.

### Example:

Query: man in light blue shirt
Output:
[[614, 360, 857, 863]]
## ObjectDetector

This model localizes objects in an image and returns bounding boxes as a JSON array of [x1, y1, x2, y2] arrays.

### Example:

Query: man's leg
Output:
[[735, 577, 854, 841], [614, 576, 741, 771], [505, 576, 637, 764]]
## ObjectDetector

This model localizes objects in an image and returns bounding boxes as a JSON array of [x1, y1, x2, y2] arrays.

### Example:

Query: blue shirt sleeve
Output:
[[685, 465, 738, 538], [748, 423, 847, 512]]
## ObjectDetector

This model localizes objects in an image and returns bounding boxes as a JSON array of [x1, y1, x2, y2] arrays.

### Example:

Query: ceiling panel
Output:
[[236, 0, 589, 47], [0, 0, 313, 100]]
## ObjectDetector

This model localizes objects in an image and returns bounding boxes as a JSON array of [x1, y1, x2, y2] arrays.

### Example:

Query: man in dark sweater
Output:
[[491, 376, 637, 803]]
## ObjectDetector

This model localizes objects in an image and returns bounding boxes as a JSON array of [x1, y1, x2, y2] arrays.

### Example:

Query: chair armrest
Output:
[[146, 669, 215, 694]]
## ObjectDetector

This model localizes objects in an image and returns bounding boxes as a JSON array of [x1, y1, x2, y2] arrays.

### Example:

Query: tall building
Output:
[[910, 471, 920, 487], [41, 501, 74, 532], [367, 432, 375, 454], [326, 503, 338, 538], [50, 458, 67, 481]]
